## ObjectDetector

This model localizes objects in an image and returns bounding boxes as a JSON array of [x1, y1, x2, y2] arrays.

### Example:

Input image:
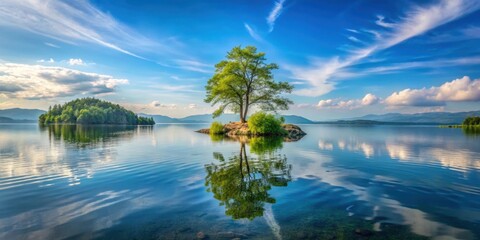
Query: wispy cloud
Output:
[[150, 83, 202, 93], [244, 23, 265, 43], [266, 0, 286, 33], [350, 56, 480, 76], [429, 25, 480, 43], [288, 0, 480, 97], [44, 42, 60, 48], [0, 63, 128, 99], [348, 36, 363, 43], [174, 59, 213, 73], [0, 0, 158, 60], [37, 58, 55, 63], [375, 15, 394, 28]]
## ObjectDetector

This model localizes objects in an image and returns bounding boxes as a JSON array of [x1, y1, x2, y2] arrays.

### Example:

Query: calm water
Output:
[[0, 124, 479, 240]]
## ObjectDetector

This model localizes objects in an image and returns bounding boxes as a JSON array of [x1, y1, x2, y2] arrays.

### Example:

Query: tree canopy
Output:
[[463, 116, 480, 126], [205, 46, 293, 123], [39, 98, 155, 125]]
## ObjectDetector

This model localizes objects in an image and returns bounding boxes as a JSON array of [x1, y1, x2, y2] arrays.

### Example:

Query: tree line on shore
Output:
[[39, 98, 155, 125], [463, 116, 480, 126]]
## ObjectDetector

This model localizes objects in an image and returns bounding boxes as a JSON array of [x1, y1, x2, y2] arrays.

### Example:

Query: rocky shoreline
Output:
[[196, 122, 306, 141]]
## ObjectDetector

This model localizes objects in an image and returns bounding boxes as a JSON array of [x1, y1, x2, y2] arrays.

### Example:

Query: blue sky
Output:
[[0, 0, 479, 120]]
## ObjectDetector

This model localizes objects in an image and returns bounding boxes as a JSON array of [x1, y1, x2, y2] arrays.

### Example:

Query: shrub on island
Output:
[[210, 121, 224, 134], [248, 112, 286, 136]]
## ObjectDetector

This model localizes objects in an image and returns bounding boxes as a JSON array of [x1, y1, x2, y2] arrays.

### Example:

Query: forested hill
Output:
[[39, 98, 155, 125]]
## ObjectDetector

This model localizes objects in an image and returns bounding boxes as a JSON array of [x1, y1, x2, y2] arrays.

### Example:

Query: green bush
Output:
[[210, 121, 224, 134], [463, 116, 480, 126], [248, 112, 286, 135]]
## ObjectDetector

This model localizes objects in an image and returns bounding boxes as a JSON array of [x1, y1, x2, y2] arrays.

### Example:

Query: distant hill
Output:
[[0, 108, 45, 121], [350, 111, 480, 124], [0, 116, 36, 123], [140, 113, 315, 124]]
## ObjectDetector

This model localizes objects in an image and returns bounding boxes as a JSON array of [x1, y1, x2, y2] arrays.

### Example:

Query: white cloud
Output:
[[188, 104, 197, 109], [44, 42, 60, 48], [0, 63, 128, 99], [244, 23, 265, 43], [348, 36, 363, 43], [375, 15, 394, 28], [385, 76, 480, 106], [0, 0, 157, 59], [68, 58, 85, 66], [362, 93, 380, 106], [174, 59, 212, 73], [37, 58, 55, 63], [361, 56, 480, 75], [317, 94, 380, 109], [150, 101, 177, 109], [288, 0, 480, 97], [266, 0, 286, 33]]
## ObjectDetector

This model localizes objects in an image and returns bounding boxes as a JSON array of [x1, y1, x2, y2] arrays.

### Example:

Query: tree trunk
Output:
[[239, 104, 245, 123], [243, 95, 249, 122], [243, 104, 248, 123]]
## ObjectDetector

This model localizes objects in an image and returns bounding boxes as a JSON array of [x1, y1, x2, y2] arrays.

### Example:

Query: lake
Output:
[[0, 124, 479, 239]]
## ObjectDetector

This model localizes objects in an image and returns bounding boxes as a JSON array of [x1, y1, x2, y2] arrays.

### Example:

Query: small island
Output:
[[196, 46, 306, 139], [39, 98, 155, 125], [196, 112, 306, 140]]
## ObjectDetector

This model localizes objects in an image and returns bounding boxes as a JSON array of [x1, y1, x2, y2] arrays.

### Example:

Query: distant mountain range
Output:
[[0, 108, 45, 121], [0, 116, 36, 123], [349, 110, 480, 124], [1, 108, 479, 125]]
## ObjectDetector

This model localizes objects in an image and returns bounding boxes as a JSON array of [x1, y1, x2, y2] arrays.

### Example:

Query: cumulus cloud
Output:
[[385, 76, 480, 106], [361, 93, 380, 105], [68, 58, 85, 66], [317, 93, 380, 109], [0, 63, 128, 99], [188, 104, 197, 109], [266, 0, 286, 33]]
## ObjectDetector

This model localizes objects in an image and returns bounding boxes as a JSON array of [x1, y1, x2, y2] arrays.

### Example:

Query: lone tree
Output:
[[205, 46, 293, 123]]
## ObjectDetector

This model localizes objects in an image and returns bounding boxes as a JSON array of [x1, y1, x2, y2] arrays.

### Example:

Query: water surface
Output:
[[0, 124, 479, 239]]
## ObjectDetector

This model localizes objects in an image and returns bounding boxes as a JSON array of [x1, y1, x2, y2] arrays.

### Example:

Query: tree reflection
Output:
[[41, 124, 143, 146], [205, 136, 291, 220], [462, 126, 480, 137]]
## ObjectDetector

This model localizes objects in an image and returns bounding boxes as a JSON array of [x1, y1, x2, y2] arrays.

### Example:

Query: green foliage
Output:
[[249, 137, 284, 155], [248, 111, 286, 135], [38, 98, 155, 125], [205, 46, 293, 122], [210, 121, 224, 134], [463, 116, 480, 126], [43, 124, 136, 146]]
